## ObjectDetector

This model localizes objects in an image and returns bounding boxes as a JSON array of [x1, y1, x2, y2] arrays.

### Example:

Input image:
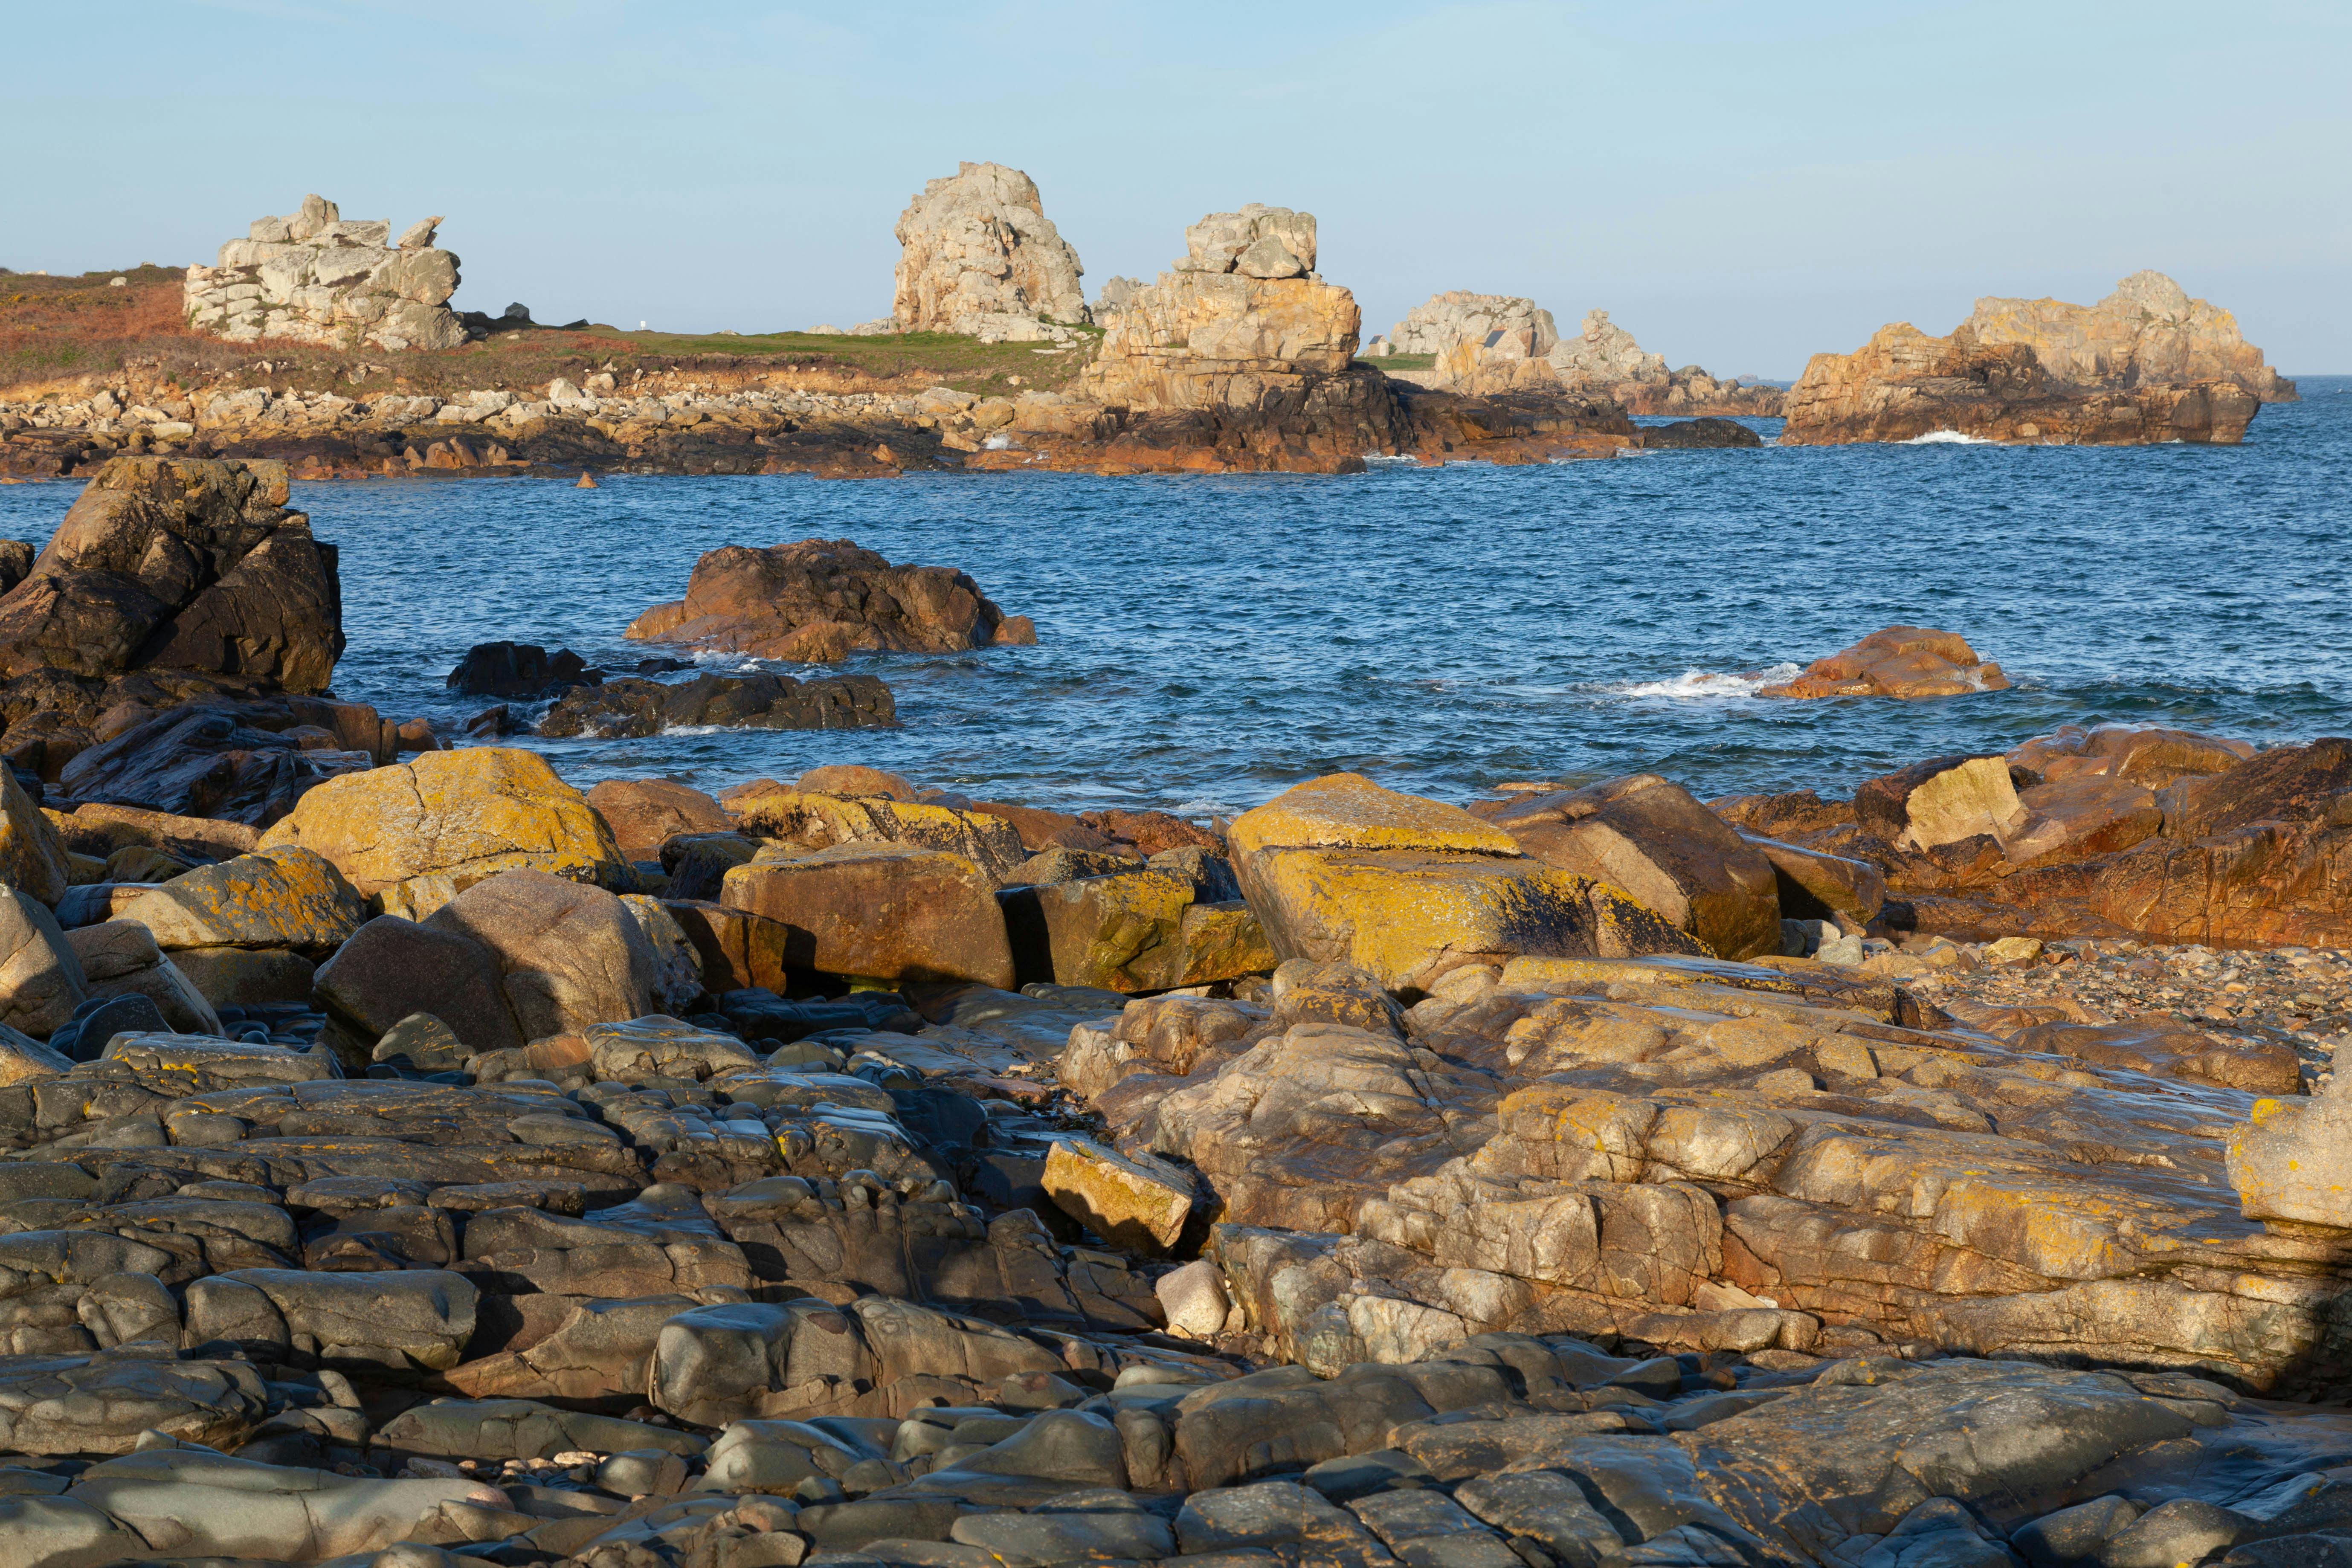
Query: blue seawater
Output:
[[4, 379, 2346, 817]]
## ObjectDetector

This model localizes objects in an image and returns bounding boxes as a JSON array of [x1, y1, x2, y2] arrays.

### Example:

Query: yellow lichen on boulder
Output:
[[1229, 773, 1699, 989], [1229, 772, 1520, 858], [114, 844, 365, 953], [258, 747, 627, 898]]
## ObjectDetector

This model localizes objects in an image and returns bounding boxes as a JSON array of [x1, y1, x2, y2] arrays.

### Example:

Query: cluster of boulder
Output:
[[1781, 271, 2296, 446], [1375, 296, 1783, 417], [182, 194, 466, 354], [0, 465, 2348, 1564]]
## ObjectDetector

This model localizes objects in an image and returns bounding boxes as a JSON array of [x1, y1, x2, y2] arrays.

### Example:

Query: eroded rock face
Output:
[[1782, 272, 2287, 446], [0, 458, 342, 692], [183, 192, 466, 351], [1769, 726, 2352, 949], [1966, 269, 2296, 403], [624, 539, 1036, 661], [891, 162, 1088, 341]]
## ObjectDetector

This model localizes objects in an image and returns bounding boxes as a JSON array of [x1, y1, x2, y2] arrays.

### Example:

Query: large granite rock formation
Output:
[[182, 193, 465, 352], [1782, 271, 2289, 445], [1082, 205, 1362, 414], [1385, 291, 1557, 358], [624, 539, 1037, 661], [1967, 270, 2296, 403], [890, 162, 1089, 342]]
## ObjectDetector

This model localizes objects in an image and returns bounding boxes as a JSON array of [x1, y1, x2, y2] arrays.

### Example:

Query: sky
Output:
[[6, 1, 2348, 377]]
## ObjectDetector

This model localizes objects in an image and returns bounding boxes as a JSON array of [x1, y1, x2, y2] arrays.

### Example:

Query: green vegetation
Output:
[[0, 268, 1103, 399], [1358, 352, 1435, 371]]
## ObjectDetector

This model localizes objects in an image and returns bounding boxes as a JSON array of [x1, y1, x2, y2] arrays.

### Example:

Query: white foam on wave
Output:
[[1904, 429, 1998, 445], [1611, 663, 1801, 700], [1169, 796, 1230, 820]]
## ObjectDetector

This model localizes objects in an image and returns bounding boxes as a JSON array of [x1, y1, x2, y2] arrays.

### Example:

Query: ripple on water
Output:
[[1, 380, 2346, 814]]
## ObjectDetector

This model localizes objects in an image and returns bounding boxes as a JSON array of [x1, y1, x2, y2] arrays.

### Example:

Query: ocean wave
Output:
[[1169, 795, 1230, 819], [1612, 663, 1801, 700], [1904, 430, 1998, 445]]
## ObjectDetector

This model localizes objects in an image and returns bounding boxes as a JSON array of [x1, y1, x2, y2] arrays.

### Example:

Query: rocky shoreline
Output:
[[6, 172, 2298, 484], [0, 460, 2347, 1566]]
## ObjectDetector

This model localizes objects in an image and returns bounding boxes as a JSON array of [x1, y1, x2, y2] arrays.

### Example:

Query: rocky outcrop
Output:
[[2, 721, 2352, 1565], [182, 193, 466, 352], [890, 162, 1088, 342], [0, 458, 352, 780], [624, 538, 1036, 661], [1383, 298, 1784, 417], [1384, 291, 1556, 359], [1782, 272, 2287, 445], [536, 670, 897, 738], [1966, 269, 2296, 403], [1761, 626, 2010, 699], [1724, 724, 2352, 949], [1082, 205, 1363, 414]]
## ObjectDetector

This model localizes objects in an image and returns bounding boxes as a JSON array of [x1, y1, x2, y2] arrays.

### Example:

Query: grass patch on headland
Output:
[[0, 266, 1099, 401]]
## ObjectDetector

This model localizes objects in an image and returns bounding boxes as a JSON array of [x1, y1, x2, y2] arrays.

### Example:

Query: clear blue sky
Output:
[[7, 1, 2346, 377]]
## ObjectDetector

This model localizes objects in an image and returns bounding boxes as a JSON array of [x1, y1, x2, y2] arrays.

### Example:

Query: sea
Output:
[[5, 377, 2347, 820]]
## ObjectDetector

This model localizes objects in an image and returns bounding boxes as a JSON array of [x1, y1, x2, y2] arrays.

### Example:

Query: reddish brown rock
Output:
[[798, 765, 919, 802], [1761, 627, 2009, 700], [586, 778, 734, 863], [1482, 774, 1781, 961], [622, 539, 1035, 661], [1080, 809, 1222, 858], [2009, 724, 2254, 790], [719, 841, 1015, 988]]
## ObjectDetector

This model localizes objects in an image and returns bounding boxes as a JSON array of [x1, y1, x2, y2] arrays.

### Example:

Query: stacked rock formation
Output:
[[624, 538, 1038, 661], [1781, 270, 2291, 445], [182, 194, 465, 352], [889, 162, 1089, 342], [1082, 205, 1362, 414], [1966, 270, 2297, 402], [1717, 724, 2348, 948]]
